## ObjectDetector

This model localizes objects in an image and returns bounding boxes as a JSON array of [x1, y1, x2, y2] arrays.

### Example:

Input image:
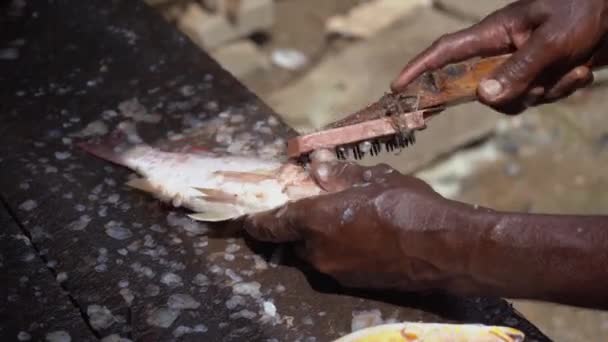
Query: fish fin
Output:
[[214, 171, 275, 182], [188, 201, 244, 222], [188, 211, 241, 222], [489, 327, 526, 342], [193, 187, 239, 204], [126, 178, 156, 193]]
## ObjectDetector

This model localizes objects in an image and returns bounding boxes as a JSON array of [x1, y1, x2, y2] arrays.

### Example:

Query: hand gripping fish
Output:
[[78, 128, 323, 222]]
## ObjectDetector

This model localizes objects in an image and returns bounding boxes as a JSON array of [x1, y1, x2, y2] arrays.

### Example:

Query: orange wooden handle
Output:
[[410, 47, 608, 110], [409, 54, 511, 109]]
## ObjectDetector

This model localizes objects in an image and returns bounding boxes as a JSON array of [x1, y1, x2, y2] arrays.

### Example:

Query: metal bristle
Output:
[[371, 140, 381, 156], [333, 131, 417, 160], [354, 144, 362, 159], [336, 147, 347, 160]]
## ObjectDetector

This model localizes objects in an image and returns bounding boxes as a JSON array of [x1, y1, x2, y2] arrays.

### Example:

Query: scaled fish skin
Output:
[[79, 130, 323, 222], [334, 322, 525, 342]]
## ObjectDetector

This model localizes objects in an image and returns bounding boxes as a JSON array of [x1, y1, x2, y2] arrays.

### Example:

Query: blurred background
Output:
[[144, 0, 608, 340]]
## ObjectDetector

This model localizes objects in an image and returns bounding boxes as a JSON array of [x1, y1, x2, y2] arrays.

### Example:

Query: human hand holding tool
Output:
[[392, 0, 608, 114], [287, 0, 608, 162]]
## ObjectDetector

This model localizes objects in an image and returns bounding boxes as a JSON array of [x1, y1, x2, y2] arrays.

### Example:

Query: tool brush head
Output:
[[286, 109, 439, 162], [334, 131, 416, 160]]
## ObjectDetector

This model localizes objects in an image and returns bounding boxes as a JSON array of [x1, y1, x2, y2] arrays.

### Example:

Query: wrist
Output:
[[390, 193, 501, 295], [466, 210, 608, 306], [437, 201, 504, 296]]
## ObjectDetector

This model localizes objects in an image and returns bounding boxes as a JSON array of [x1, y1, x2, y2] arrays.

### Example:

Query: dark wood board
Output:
[[0, 205, 97, 341], [0, 0, 551, 341]]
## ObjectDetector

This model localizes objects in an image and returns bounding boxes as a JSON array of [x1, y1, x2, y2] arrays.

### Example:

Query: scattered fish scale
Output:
[[167, 294, 200, 310]]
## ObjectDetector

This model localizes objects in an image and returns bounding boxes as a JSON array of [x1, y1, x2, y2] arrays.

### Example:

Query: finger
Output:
[[311, 161, 397, 192], [243, 202, 304, 243], [485, 101, 528, 115], [524, 86, 545, 107], [480, 85, 545, 115], [496, 86, 545, 111], [488, 65, 594, 111], [364, 164, 399, 184], [391, 21, 512, 91], [309, 148, 337, 164], [543, 65, 593, 102], [293, 242, 309, 261], [478, 25, 567, 107], [311, 161, 366, 192]]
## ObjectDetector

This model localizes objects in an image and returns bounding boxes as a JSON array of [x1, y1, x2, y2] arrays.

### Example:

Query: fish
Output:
[[333, 322, 525, 342], [78, 127, 323, 222]]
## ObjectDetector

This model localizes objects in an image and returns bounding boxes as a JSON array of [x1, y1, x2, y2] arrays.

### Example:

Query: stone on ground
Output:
[[326, 0, 431, 38], [174, 0, 273, 50], [211, 40, 271, 79], [435, 0, 512, 21]]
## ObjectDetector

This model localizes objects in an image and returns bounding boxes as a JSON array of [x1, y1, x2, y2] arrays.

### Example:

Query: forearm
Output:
[[464, 209, 608, 309]]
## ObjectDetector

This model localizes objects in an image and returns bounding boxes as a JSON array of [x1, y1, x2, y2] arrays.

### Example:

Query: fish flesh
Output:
[[78, 128, 323, 222], [334, 322, 525, 342]]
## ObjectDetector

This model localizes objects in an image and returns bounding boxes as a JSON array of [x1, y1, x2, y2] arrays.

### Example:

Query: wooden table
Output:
[[0, 0, 551, 340]]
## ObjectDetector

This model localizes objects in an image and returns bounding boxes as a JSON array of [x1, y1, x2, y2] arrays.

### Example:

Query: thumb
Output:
[[308, 148, 354, 192], [478, 26, 564, 108], [308, 148, 372, 192], [310, 159, 396, 192], [310, 160, 366, 193], [243, 203, 304, 243]]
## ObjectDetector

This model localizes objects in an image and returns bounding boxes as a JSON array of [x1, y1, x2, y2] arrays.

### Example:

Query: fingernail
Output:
[[315, 163, 330, 182], [480, 79, 503, 97]]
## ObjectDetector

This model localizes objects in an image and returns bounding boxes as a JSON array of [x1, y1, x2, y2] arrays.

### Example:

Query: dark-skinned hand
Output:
[[243, 151, 489, 293], [392, 0, 608, 114]]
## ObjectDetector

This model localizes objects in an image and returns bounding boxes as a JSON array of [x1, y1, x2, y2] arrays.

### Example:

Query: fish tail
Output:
[[76, 123, 141, 166], [77, 132, 126, 166]]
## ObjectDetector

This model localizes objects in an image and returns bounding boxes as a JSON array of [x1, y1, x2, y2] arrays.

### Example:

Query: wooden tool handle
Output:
[[410, 47, 608, 110], [406, 54, 510, 109], [325, 43, 608, 130]]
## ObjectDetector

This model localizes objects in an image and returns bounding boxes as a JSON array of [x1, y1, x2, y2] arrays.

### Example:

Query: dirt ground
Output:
[[240, 0, 365, 94], [154, 0, 608, 340]]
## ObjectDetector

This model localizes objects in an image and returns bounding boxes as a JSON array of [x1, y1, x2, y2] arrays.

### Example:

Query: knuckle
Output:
[[434, 33, 455, 48], [542, 39, 563, 55], [503, 56, 533, 81], [538, 29, 567, 54]]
